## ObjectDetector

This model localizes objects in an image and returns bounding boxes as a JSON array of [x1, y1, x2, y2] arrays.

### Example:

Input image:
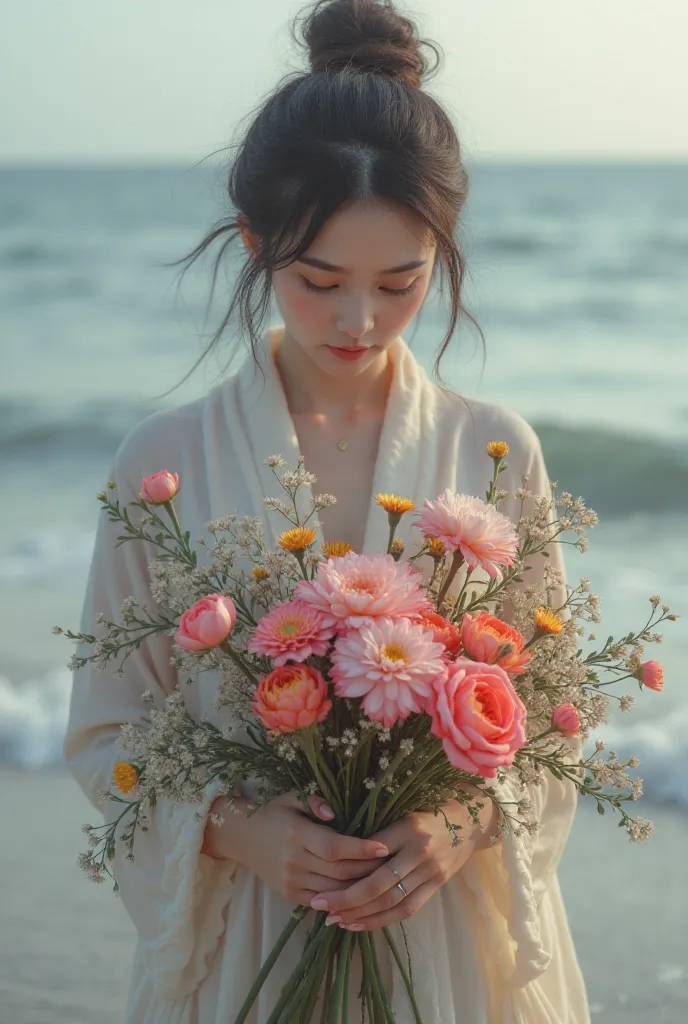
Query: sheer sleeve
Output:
[[62, 430, 238, 1001], [460, 430, 582, 990]]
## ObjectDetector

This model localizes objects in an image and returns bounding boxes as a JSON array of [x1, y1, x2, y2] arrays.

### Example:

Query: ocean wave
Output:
[[0, 670, 686, 811], [2, 399, 687, 519], [0, 527, 95, 583]]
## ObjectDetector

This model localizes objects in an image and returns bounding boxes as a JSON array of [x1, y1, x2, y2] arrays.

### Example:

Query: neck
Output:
[[271, 326, 394, 424]]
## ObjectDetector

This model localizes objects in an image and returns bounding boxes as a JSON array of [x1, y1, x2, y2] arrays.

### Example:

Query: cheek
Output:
[[273, 274, 329, 328]]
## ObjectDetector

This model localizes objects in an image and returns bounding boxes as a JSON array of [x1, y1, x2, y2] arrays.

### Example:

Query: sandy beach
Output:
[[0, 768, 685, 1023]]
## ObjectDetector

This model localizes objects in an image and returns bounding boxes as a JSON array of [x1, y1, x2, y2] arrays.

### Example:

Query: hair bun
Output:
[[298, 0, 437, 90]]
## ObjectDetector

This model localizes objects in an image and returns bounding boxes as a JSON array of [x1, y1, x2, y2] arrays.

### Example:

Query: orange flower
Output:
[[534, 607, 563, 635], [460, 612, 531, 675], [322, 541, 353, 559], [252, 664, 332, 733], [278, 527, 317, 552], [112, 762, 138, 795], [487, 441, 509, 459], [376, 494, 416, 516], [425, 537, 447, 560], [251, 567, 270, 580]]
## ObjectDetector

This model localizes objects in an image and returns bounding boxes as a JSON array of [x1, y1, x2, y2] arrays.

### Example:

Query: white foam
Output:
[[0, 670, 72, 768], [0, 527, 94, 583]]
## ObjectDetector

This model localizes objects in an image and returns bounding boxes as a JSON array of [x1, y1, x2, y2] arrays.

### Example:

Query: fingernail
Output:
[[375, 847, 390, 858], [319, 803, 335, 820], [311, 898, 329, 910], [342, 922, 365, 931], [325, 915, 342, 926]]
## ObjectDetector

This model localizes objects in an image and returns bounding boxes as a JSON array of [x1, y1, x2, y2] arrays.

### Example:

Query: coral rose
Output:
[[635, 660, 664, 692], [139, 470, 180, 505], [252, 664, 332, 733], [174, 594, 237, 652], [414, 609, 462, 658], [428, 658, 527, 778], [552, 703, 581, 737], [460, 612, 531, 675]]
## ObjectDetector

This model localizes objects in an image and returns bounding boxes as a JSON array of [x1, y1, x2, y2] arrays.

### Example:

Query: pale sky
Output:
[[1, 0, 686, 163]]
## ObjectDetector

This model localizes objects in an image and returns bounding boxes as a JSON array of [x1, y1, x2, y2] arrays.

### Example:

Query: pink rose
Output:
[[252, 665, 332, 733], [428, 658, 527, 778], [552, 703, 581, 737], [635, 659, 664, 692], [139, 470, 180, 505], [460, 612, 531, 675], [174, 594, 237, 652]]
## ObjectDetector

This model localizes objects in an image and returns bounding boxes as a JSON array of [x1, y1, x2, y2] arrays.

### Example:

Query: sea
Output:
[[0, 162, 687, 792]]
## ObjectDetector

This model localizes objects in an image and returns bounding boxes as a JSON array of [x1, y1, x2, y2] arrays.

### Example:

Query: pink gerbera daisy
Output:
[[414, 489, 519, 579], [330, 617, 448, 728], [293, 551, 432, 631], [247, 600, 334, 666]]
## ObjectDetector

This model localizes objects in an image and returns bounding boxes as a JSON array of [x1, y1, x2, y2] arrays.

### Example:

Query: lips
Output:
[[326, 345, 371, 361]]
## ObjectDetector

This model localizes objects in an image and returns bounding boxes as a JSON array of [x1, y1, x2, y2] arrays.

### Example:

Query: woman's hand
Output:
[[309, 794, 498, 932], [203, 791, 390, 907]]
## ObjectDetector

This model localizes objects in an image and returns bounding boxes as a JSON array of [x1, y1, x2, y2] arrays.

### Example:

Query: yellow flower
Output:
[[112, 762, 138, 795], [375, 494, 416, 516], [425, 536, 446, 559], [322, 541, 353, 559], [487, 440, 510, 459], [251, 567, 270, 580], [534, 606, 563, 635], [278, 527, 318, 552]]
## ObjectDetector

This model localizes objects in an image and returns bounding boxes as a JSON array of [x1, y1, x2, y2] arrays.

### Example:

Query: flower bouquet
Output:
[[57, 443, 674, 1024]]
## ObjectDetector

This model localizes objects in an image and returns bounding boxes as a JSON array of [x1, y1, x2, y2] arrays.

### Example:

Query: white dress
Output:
[[63, 327, 591, 1023]]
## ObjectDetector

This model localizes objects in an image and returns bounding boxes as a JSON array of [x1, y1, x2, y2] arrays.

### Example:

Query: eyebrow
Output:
[[297, 256, 428, 275]]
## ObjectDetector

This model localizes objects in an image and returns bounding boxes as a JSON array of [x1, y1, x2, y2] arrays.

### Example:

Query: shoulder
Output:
[[110, 380, 228, 497], [435, 387, 543, 473]]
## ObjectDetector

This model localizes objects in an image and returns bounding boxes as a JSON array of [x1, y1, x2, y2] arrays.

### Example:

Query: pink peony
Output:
[[460, 612, 531, 675], [252, 664, 332, 733], [330, 617, 447, 728], [139, 470, 180, 505], [293, 551, 432, 632], [414, 489, 519, 579], [428, 658, 527, 778], [174, 594, 237, 652], [413, 609, 462, 658], [552, 703, 581, 737], [635, 660, 664, 692], [247, 600, 334, 666]]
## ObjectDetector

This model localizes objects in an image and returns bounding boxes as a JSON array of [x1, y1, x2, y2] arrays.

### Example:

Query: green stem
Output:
[[382, 927, 425, 1024], [436, 550, 464, 610], [328, 930, 354, 1024], [233, 906, 310, 1024], [263, 919, 327, 1024], [360, 932, 395, 1023]]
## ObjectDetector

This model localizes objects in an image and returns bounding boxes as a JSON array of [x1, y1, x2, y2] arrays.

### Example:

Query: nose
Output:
[[336, 301, 374, 340]]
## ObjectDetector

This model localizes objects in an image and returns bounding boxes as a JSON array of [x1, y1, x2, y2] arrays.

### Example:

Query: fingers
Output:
[[306, 793, 335, 821], [338, 878, 438, 932], [299, 849, 383, 883], [310, 853, 424, 916], [324, 862, 430, 925], [301, 823, 389, 864]]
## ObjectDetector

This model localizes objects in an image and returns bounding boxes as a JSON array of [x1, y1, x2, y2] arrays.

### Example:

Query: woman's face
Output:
[[243, 199, 436, 376]]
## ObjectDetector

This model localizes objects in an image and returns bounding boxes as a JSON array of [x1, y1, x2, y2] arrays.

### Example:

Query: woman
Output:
[[63, 1, 590, 1021]]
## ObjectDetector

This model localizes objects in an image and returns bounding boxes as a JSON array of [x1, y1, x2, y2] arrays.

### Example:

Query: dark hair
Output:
[[164, 0, 484, 391]]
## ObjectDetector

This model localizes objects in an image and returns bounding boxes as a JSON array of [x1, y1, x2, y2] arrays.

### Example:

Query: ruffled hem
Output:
[[147, 779, 239, 1001]]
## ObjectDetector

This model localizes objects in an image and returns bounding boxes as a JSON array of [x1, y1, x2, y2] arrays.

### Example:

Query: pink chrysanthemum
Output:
[[414, 489, 519, 579], [330, 617, 447, 728], [247, 600, 334, 666], [293, 551, 432, 631]]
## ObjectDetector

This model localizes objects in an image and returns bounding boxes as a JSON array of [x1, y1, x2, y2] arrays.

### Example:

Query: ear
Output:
[[237, 213, 261, 258]]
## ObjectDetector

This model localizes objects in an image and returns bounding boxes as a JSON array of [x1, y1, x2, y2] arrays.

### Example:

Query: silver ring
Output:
[[386, 865, 408, 898]]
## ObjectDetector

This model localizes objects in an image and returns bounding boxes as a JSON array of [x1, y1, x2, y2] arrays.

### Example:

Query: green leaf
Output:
[[597, 803, 605, 815]]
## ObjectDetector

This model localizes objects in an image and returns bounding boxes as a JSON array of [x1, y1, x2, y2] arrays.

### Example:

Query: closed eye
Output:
[[299, 276, 419, 297]]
